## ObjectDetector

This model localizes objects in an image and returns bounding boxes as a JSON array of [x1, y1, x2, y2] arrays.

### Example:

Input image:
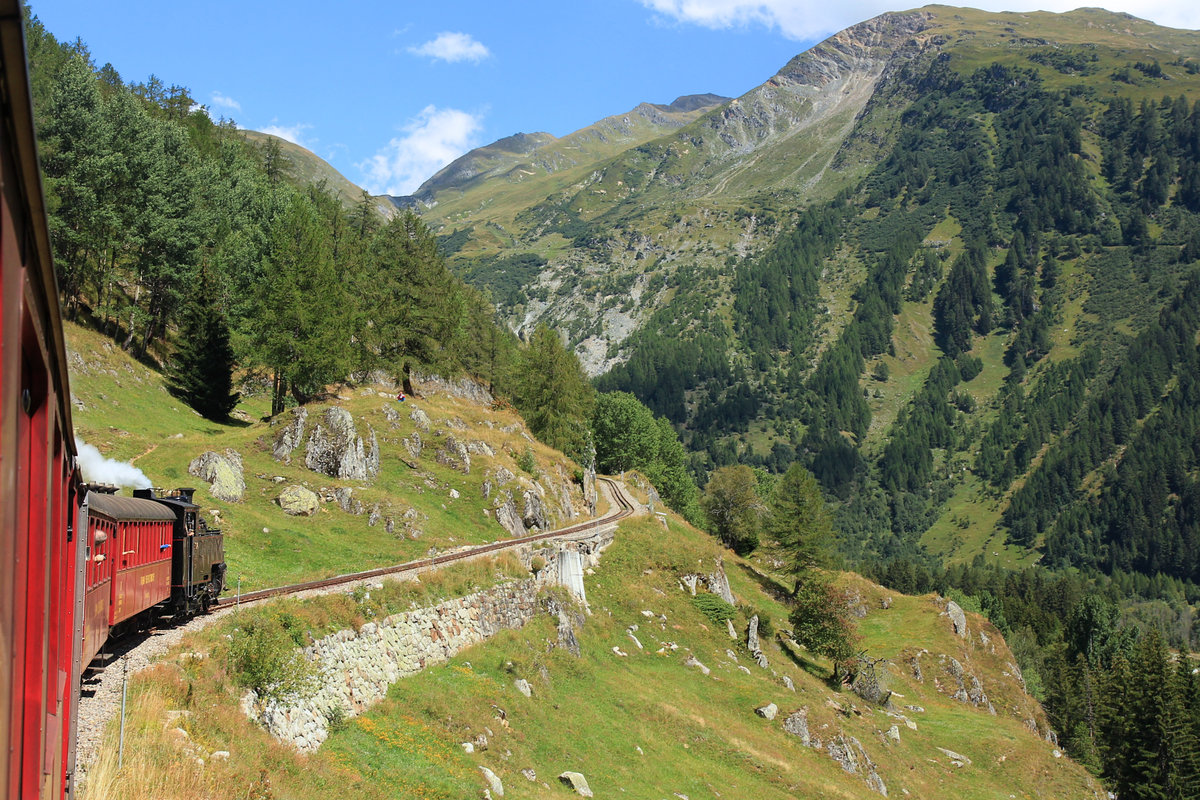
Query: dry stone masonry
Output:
[[245, 580, 541, 752], [243, 531, 612, 752]]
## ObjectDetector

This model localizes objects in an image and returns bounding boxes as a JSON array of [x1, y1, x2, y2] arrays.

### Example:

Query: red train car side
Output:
[[90, 495, 174, 624], [0, 2, 86, 798]]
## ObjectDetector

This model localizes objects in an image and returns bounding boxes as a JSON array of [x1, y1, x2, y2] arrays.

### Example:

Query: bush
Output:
[[789, 574, 860, 668], [516, 446, 538, 476], [222, 611, 316, 703], [691, 593, 736, 624]]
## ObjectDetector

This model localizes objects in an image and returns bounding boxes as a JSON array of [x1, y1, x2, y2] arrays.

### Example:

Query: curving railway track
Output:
[[226, 475, 636, 607], [74, 477, 638, 780]]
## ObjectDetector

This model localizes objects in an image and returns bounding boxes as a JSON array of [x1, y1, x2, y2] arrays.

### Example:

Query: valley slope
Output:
[[410, 5, 1200, 575]]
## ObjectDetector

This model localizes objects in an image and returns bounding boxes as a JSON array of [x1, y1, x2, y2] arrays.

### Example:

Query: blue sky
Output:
[[36, 0, 1200, 197]]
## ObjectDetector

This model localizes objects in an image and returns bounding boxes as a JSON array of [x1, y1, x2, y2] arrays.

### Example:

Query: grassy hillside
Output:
[[65, 321, 584, 592], [82, 511, 1097, 800], [239, 130, 397, 219]]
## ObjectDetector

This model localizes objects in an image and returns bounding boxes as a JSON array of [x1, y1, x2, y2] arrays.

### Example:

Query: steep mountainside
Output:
[[392, 94, 730, 210], [420, 6, 1200, 579]]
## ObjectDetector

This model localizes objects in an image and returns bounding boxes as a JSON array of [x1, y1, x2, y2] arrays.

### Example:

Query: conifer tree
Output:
[[167, 267, 239, 419], [511, 325, 595, 464], [768, 462, 835, 583]]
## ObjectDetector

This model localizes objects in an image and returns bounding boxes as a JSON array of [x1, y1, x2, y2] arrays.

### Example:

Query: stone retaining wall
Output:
[[243, 531, 613, 752]]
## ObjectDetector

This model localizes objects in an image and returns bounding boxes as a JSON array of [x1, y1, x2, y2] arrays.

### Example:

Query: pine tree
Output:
[[167, 267, 239, 419]]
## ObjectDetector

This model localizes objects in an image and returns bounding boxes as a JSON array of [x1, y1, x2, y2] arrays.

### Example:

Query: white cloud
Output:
[[210, 91, 241, 111], [408, 32, 491, 63], [639, 0, 1200, 41], [359, 105, 484, 196], [259, 122, 314, 147]]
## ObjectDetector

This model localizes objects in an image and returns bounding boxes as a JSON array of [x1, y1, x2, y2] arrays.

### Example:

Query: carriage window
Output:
[[186, 511, 195, 535]]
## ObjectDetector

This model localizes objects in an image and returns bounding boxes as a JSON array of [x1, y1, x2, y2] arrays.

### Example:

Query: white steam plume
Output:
[[75, 438, 152, 489]]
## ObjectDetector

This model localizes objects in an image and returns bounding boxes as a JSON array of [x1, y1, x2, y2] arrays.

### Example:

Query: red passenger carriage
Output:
[[1, 3, 86, 797]]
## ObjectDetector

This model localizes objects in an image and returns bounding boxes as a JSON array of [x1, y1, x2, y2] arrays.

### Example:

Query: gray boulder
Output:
[[755, 703, 778, 720], [522, 489, 548, 530], [403, 432, 422, 460], [782, 708, 811, 746], [945, 600, 968, 637], [188, 449, 245, 502], [435, 436, 471, 473], [305, 407, 378, 481], [276, 485, 319, 516], [558, 772, 593, 798], [272, 407, 308, 463], [479, 766, 504, 797], [410, 407, 431, 431], [707, 559, 736, 605], [495, 498, 528, 538]]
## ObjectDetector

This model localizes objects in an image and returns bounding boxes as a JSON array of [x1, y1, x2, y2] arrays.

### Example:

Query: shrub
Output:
[[516, 446, 538, 476], [692, 593, 736, 624], [222, 611, 316, 703]]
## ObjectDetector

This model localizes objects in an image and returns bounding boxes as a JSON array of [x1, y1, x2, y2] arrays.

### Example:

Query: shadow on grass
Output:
[[734, 560, 794, 603], [777, 634, 830, 681]]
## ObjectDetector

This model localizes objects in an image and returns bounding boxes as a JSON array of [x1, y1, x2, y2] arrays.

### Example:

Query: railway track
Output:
[[225, 475, 636, 608], [75, 476, 638, 781]]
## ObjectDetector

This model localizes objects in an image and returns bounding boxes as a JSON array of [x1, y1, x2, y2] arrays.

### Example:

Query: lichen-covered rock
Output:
[[495, 498, 528, 538], [467, 439, 495, 457], [435, 436, 470, 473], [755, 702, 778, 720], [492, 467, 515, 487], [782, 708, 810, 745], [708, 559, 736, 605], [558, 771, 593, 798], [188, 449, 245, 502], [410, 407, 431, 431], [412, 372, 495, 406], [305, 407, 378, 481], [479, 766, 504, 797], [403, 432, 422, 460], [333, 488, 362, 515], [522, 489, 547, 530], [945, 599, 968, 637], [277, 485, 319, 516], [272, 407, 307, 463]]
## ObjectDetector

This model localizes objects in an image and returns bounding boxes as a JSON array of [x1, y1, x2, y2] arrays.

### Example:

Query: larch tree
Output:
[[511, 325, 595, 465]]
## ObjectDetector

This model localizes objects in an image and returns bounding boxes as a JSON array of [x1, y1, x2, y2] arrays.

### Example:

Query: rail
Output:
[[224, 476, 636, 607]]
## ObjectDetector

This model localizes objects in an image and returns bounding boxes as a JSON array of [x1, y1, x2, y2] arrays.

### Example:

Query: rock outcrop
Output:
[[945, 600, 968, 638], [188, 449, 245, 502], [272, 407, 308, 463], [522, 489, 548, 530], [304, 407, 379, 482], [558, 772, 593, 797]]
